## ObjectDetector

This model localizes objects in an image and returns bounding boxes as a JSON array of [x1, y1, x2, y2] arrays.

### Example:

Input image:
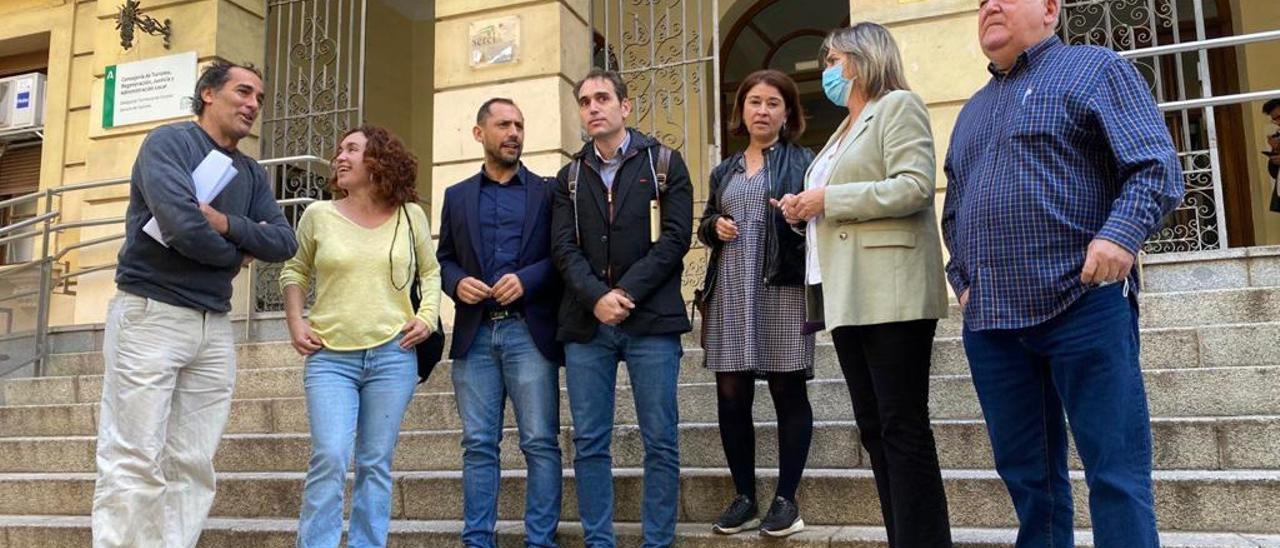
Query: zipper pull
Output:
[[608, 188, 615, 222]]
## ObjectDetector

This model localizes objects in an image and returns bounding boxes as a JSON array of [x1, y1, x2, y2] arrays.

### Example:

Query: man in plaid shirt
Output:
[[942, 0, 1183, 546]]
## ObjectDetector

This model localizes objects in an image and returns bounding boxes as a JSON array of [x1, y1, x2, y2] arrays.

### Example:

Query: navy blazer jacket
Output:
[[437, 165, 562, 363]]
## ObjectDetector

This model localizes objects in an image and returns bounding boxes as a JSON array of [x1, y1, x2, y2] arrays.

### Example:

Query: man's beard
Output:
[[489, 144, 521, 167]]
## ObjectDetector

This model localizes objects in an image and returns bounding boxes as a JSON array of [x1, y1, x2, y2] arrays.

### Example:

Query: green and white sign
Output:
[[103, 51, 197, 129]]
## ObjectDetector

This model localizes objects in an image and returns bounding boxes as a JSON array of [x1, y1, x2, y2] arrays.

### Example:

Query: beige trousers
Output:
[[91, 291, 236, 548]]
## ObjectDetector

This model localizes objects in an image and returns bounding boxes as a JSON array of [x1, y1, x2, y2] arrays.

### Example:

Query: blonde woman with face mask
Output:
[[775, 22, 952, 546]]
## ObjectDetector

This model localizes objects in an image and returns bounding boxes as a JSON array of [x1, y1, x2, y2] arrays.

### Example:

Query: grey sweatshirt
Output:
[[115, 121, 298, 312]]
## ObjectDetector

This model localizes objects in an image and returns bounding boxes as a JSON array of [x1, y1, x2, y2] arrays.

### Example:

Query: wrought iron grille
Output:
[[590, 0, 721, 297], [258, 0, 366, 311], [1059, 0, 1226, 252]]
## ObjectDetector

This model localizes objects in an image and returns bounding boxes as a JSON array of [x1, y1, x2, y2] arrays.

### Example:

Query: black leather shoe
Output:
[[759, 496, 805, 537], [712, 494, 760, 534]]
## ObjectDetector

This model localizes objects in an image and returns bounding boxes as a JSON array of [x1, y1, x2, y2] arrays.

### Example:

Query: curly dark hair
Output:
[[328, 125, 420, 207]]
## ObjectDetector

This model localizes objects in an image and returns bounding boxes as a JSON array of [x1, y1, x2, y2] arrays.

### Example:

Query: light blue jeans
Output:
[[296, 335, 418, 548], [452, 318, 562, 548]]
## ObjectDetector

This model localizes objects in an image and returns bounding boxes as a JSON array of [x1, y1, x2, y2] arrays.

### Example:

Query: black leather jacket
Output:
[[696, 140, 815, 304]]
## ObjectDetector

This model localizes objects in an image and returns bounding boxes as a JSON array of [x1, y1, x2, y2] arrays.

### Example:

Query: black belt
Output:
[[484, 309, 522, 322]]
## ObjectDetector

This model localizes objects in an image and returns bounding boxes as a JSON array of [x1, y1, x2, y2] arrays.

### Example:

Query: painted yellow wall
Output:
[[363, 0, 438, 208], [364, 0, 416, 160], [412, 14, 436, 209], [1232, 0, 1280, 245]]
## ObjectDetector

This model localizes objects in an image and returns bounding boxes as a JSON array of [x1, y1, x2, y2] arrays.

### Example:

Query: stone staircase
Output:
[[0, 247, 1278, 547]]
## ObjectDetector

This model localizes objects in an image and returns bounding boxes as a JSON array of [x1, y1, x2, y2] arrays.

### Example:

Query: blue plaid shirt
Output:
[[942, 36, 1184, 331]]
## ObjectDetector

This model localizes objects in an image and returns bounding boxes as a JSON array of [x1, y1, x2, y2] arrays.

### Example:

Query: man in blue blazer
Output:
[[436, 98, 562, 548]]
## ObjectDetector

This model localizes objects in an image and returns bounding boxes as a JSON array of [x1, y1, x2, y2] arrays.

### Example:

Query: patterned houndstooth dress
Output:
[[703, 158, 815, 377]]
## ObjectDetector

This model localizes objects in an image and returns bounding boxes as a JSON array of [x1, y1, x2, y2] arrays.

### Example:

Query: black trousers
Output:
[[831, 319, 952, 548]]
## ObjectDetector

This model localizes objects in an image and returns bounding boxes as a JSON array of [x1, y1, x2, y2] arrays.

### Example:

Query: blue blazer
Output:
[[436, 165, 562, 363]]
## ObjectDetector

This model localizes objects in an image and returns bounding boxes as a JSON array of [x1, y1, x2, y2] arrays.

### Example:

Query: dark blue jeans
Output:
[[962, 284, 1157, 548], [565, 325, 681, 548], [452, 318, 561, 548]]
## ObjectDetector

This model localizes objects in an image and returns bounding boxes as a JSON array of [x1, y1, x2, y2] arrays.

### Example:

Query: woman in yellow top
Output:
[[776, 23, 951, 546], [279, 125, 440, 547]]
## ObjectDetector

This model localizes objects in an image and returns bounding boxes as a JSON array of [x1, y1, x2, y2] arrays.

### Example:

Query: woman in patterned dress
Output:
[[696, 69, 816, 538]]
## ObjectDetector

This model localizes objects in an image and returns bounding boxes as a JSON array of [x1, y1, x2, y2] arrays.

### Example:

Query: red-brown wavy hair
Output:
[[328, 125, 420, 206]]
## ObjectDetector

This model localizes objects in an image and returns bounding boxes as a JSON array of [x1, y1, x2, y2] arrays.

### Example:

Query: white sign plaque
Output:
[[103, 51, 197, 128]]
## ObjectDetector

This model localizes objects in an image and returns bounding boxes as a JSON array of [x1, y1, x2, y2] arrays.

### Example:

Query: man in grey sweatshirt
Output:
[[92, 61, 298, 548]]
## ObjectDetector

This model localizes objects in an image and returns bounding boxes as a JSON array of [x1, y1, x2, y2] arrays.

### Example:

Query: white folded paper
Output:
[[143, 149, 238, 247]]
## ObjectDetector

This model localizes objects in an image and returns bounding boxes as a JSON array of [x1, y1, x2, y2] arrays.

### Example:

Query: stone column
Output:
[[429, 0, 591, 326], [429, 1, 591, 226]]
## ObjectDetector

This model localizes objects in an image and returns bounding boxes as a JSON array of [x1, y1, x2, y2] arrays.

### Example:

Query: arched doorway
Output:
[[719, 0, 849, 156]]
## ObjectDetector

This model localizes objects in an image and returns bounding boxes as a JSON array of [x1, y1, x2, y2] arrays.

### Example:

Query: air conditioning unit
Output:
[[0, 72, 46, 133]]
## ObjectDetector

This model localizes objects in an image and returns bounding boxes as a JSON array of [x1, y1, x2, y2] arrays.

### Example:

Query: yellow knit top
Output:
[[279, 201, 441, 350]]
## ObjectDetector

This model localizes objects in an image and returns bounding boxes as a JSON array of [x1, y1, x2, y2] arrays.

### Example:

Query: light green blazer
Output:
[[805, 89, 949, 328]]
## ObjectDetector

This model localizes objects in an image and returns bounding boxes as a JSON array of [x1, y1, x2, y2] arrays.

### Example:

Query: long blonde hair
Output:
[[821, 22, 910, 99]]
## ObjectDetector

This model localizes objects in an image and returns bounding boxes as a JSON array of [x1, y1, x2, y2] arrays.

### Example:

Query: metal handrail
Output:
[[0, 190, 44, 210], [0, 154, 329, 378], [277, 197, 318, 207], [1118, 29, 1280, 59], [0, 228, 42, 247], [0, 288, 38, 305], [260, 155, 331, 171], [0, 260, 44, 277], [55, 262, 117, 283], [48, 176, 131, 195], [54, 234, 126, 261], [48, 216, 127, 232], [1158, 89, 1280, 112], [1110, 29, 1280, 112], [0, 211, 58, 238]]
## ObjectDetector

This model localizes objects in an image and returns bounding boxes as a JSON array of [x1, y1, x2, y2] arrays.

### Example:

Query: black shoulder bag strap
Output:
[[400, 205, 445, 383]]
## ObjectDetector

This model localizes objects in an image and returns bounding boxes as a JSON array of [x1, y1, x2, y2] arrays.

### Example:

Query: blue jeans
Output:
[[962, 284, 1157, 548], [296, 336, 418, 548], [452, 318, 562, 548], [565, 325, 681, 548]]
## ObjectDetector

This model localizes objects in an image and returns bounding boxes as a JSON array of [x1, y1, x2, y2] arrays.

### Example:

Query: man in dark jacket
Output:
[[551, 68, 693, 547], [436, 98, 562, 548]]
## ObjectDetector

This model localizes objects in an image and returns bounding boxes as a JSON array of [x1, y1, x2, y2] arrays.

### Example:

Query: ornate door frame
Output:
[[256, 0, 367, 312]]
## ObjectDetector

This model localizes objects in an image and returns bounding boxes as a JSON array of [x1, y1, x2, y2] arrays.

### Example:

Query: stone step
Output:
[[34, 284, 1280, 376], [3, 366, 1277, 438], [922, 285, 1280, 338], [3, 416, 1275, 474], [14, 319, 1279, 406], [44, 341, 305, 377], [4, 515, 1278, 548], [1138, 245, 1279, 293], [0, 469, 1277, 533]]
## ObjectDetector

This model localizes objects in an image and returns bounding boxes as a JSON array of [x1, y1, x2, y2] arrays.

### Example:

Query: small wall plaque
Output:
[[469, 16, 521, 68]]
